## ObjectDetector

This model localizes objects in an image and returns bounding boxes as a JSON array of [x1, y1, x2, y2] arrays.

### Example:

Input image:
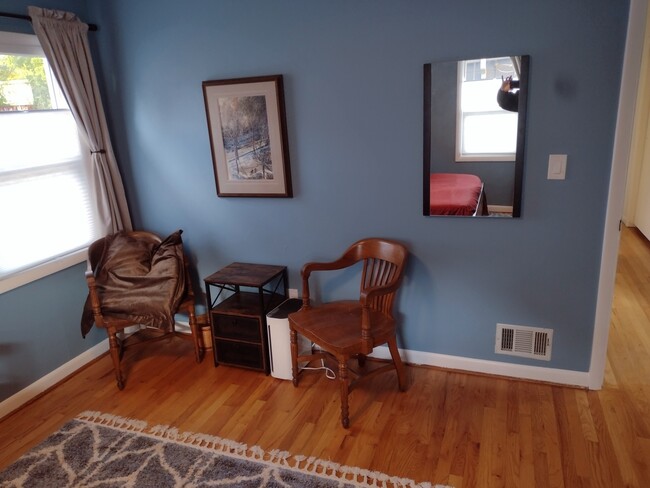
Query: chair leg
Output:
[[338, 360, 350, 428], [290, 328, 299, 387], [187, 308, 204, 363], [107, 329, 124, 390], [357, 353, 367, 368], [387, 336, 407, 392]]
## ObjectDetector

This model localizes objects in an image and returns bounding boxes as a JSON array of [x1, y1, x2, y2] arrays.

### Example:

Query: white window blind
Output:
[[0, 31, 100, 291]]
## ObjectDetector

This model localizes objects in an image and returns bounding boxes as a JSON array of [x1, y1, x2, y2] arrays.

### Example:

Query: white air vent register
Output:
[[495, 323, 553, 361]]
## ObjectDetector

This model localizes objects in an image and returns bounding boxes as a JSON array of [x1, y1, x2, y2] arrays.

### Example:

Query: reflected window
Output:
[[456, 56, 519, 161]]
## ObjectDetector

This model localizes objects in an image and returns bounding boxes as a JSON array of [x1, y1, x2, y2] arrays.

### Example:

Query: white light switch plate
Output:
[[548, 154, 567, 180]]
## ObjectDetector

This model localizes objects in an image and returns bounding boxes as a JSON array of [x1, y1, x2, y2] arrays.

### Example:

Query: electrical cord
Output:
[[301, 360, 336, 380], [301, 344, 336, 379]]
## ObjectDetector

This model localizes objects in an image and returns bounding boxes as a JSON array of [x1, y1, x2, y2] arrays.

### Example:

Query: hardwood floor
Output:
[[1, 226, 649, 487]]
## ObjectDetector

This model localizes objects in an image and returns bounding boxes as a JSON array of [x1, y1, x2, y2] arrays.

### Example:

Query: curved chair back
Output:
[[343, 238, 409, 316]]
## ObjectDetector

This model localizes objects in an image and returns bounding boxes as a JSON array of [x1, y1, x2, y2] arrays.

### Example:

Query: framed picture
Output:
[[202, 75, 293, 197]]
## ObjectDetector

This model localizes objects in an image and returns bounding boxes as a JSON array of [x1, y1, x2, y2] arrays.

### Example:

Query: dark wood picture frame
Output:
[[202, 75, 292, 197]]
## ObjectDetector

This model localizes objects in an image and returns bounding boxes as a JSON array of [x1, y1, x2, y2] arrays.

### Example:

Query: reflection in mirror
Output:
[[423, 55, 529, 218]]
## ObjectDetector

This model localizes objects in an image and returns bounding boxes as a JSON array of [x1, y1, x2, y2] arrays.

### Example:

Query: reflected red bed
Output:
[[429, 173, 487, 216]]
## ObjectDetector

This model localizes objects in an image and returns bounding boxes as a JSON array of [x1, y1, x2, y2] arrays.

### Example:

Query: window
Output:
[[0, 31, 101, 293], [456, 57, 519, 161]]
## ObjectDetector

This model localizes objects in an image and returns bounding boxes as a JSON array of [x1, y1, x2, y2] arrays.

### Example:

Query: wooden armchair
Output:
[[288, 238, 409, 428], [83, 230, 204, 389]]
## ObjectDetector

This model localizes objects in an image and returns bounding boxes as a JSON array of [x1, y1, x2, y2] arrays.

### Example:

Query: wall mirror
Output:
[[423, 55, 529, 218]]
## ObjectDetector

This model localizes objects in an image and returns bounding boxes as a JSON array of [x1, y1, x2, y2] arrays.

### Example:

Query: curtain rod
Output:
[[0, 11, 98, 31]]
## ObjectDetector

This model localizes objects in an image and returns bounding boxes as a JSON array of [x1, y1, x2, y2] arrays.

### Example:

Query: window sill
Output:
[[455, 154, 516, 162], [0, 249, 87, 294]]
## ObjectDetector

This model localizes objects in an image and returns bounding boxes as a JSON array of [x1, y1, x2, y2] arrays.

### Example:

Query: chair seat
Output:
[[290, 301, 395, 355]]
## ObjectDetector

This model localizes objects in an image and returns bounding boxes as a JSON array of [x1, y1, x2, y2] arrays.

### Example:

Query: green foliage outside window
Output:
[[0, 54, 52, 110]]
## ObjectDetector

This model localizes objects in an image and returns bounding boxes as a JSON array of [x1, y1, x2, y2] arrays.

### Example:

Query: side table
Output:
[[204, 262, 287, 373]]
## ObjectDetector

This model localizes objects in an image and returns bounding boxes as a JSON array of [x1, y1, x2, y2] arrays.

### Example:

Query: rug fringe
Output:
[[76, 411, 451, 488], [78, 410, 148, 432]]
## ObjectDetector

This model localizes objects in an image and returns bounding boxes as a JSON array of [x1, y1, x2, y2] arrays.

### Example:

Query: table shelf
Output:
[[204, 263, 287, 373]]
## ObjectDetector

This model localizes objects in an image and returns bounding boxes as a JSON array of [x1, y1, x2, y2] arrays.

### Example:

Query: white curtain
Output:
[[28, 6, 132, 234]]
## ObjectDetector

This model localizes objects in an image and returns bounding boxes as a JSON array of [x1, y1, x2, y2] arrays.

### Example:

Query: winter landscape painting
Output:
[[203, 75, 292, 197], [218, 95, 272, 181]]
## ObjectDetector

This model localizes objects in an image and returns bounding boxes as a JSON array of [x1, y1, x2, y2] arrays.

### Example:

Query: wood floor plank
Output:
[[586, 392, 627, 488], [552, 387, 587, 487], [517, 400, 537, 488], [1, 226, 650, 486]]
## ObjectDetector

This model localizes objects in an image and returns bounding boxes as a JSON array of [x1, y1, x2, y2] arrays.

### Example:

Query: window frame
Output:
[[0, 30, 93, 294]]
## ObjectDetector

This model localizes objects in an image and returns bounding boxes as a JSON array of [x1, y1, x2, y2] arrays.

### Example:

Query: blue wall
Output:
[[1, 0, 630, 402]]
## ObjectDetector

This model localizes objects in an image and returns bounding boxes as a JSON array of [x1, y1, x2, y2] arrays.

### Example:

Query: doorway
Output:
[[590, 0, 649, 389]]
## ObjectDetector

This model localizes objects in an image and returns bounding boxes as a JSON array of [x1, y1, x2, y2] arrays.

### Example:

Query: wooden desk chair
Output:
[[288, 238, 409, 428], [83, 230, 204, 389]]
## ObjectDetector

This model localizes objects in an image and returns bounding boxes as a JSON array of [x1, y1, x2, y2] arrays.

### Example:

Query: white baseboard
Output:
[[175, 319, 191, 334], [487, 204, 514, 214], [370, 346, 590, 388], [0, 339, 109, 420]]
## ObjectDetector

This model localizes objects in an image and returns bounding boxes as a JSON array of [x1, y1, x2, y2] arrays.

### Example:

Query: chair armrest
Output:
[[300, 257, 356, 307], [359, 280, 402, 352], [301, 257, 356, 278], [84, 266, 106, 328], [360, 280, 402, 304], [84, 255, 97, 286]]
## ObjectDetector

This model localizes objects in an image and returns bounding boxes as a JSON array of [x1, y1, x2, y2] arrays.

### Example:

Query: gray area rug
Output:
[[0, 411, 453, 487]]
